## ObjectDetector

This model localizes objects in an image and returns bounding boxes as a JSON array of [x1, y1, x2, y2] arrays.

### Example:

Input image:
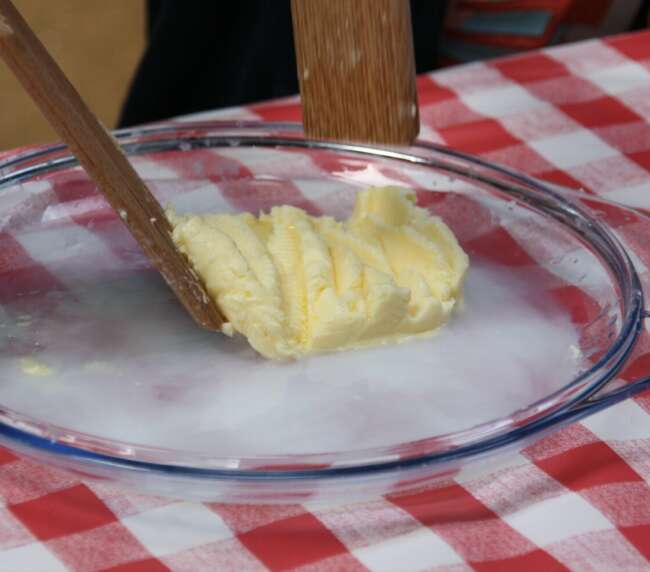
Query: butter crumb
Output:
[[21, 358, 53, 377], [569, 344, 583, 360]]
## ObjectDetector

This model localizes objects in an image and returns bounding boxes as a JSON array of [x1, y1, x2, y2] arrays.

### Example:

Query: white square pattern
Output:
[[604, 181, 650, 211], [583, 399, 650, 441], [461, 84, 545, 119], [586, 62, 650, 96], [353, 527, 462, 572], [433, 62, 505, 95], [547, 41, 627, 76], [216, 146, 318, 178], [504, 492, 612, 546], [455, 451, 531, 484], [175, 105, 261, 122], [130, 156, 179, 180], [501, 105, 581, 142], [121, 502, 232, 558], [0, 543, 67, 572], [530, 130, 618, 169]]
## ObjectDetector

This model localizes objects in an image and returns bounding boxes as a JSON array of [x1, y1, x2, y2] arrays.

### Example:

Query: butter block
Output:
[[168, 187, 469, 360]]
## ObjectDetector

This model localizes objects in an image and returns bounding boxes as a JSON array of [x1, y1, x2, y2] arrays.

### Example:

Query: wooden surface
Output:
[[291, 0, 419, 145], [0, 0, 143, 150], [0, 0, 223, 331]]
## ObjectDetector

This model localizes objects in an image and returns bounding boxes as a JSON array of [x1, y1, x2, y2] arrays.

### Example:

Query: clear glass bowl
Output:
[[0, 122, 648, 503]]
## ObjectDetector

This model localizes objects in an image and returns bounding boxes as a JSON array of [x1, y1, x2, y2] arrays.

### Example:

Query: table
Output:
[[1, 30, 650, 572]]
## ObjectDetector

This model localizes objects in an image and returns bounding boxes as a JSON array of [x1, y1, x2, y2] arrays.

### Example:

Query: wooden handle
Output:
[[0, 0, 223, 331], [291, 0, 419, 145]]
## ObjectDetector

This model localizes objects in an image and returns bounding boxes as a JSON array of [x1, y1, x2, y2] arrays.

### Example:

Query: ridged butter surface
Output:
[[169, 187, 469, 359]]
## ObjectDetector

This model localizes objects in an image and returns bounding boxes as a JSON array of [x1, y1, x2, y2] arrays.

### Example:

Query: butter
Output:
[[169, 187, 469, 360], [21, 357, 54, 377]]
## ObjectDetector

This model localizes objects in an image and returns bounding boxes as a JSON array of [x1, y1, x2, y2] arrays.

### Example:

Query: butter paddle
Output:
[[0, 0, 224, 331], [291, 0, 419, 145]]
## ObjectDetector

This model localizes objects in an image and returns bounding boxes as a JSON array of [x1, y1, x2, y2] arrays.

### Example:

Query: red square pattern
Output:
[[210, 503, 305, 535], [549, 285, 601, 325], [473, 550, 571, 572], [535, 442, 643, 491], [623, 352, 650, 383], [523, 423, 598, 461], [620, 524, 650, 561], [581, 194, 647, 228], [49, 169, 97, 205], [608, 31, 650, 62], [10, 484, 117, 541], [483, 144, 555, 175], [237, 512, 350, 571], [438, 118, 521, 155], [389, 484, 493, 526], [417, 75, 457, 106], [526, 76, 604, 106], [536, 169, 585, 191], [418, 192, 496, 244], [628, 149, 650, 173], [493, 53, 569, 84], [464, 226, 534, 267], [104, 559, 171, 572], [47, 521, 152, 572], [0, 448, 17, 465], [0, 232, 64, 305], [390, 485, 567, 568], [250, 100, 302, 122], [559, 97, 642, 129]]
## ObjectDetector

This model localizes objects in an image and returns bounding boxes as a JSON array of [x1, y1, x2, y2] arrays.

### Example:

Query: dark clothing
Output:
[[118, 1, 447, 127]]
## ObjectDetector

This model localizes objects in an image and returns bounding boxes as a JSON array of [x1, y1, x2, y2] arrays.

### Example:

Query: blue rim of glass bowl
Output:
[[0, 121, 647, 481]]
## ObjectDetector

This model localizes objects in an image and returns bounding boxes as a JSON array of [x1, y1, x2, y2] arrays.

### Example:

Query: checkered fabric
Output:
[[1, 31, 650, 572]]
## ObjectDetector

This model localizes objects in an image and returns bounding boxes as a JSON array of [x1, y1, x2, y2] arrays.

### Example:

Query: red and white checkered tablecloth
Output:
[[1, 31, 650, 572]]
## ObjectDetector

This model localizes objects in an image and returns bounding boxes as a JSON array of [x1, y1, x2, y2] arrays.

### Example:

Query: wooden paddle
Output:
[[291, 0, 419, 145], [0, 0, 224, 331]]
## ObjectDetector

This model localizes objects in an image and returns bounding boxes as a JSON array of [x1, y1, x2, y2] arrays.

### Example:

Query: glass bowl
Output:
[[0, 122, 648, 503]]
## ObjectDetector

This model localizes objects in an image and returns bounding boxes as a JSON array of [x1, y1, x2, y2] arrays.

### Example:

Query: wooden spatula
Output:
[[0, 0, 223, 331], [291, 0, 419, 145]]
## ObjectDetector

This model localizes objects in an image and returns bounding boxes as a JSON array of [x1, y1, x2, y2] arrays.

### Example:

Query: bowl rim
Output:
[[0, 120, 645, 480]]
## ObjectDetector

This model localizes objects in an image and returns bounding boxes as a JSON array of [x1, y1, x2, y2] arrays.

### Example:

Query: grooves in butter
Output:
[[168, 187, 469, 360]]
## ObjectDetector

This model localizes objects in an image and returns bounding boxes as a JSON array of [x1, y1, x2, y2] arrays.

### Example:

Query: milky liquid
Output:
[[0, 262, 583, 457]]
